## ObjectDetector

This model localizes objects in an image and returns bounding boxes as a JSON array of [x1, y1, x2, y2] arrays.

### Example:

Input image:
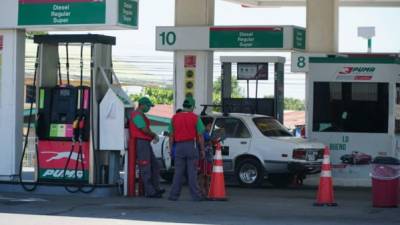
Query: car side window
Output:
[[201, 116, 214, 127], [213, 118, 251, 139]]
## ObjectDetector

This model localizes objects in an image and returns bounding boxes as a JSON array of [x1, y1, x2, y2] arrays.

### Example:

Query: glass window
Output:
[[201, 116, 214, 134], [253, 117, 292, 137], [395, 84, 400, 134], [213, 118, 251, 138], [313, 82, 388, 133], [201, 117, 214, 127]]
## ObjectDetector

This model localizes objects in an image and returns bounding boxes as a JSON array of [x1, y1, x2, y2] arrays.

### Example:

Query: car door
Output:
[[212, 117, 252, 172]]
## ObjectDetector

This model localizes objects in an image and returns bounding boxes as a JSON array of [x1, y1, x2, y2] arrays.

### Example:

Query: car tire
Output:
[[160, 172, 174, 183], [268, 174, 293, 188], [235, 158, 264, 188]]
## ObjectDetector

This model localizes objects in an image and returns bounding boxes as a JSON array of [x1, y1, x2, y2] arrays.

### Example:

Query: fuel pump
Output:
[[220, 56, 285, 123], [19, 34, 132, 194]]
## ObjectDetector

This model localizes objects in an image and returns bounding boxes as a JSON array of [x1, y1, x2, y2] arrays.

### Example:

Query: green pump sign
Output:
[[118, 0, 138, 27], [18, 0, 106, 26], [209, 27, 284, 49]]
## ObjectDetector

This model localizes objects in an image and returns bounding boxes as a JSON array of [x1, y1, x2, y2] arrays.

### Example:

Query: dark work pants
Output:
[[136, 139, 160, 196], [169, 141, 203, 200]]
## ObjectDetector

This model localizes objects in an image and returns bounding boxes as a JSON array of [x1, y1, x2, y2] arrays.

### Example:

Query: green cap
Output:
[[138, 97, 154, 107], [183, 96, 195, 109]]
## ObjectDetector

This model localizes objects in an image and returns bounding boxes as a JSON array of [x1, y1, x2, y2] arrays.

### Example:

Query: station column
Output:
[[306, 0, 339, 53], [0, 30, 25, 181], [305, 0, 339, 138], [174, 0, 214, 112]]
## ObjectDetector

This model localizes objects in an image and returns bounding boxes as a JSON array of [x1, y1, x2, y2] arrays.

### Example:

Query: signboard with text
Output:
[[156, 26, 306, 51], [118, 0, 138, 27], [18, 0, 106, 26], [237, 63, 268, 80], [209, 27, 284, 49], [38, 141, 90, 182], [293, 27, 306, 50], [291, 52, 328, 73]]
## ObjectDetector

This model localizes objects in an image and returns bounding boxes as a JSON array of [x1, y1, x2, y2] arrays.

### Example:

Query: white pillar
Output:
[[305, 0, 339, 139], [0, 30, 25, 181], [306, 0, 339, 53], [174, 0, 214, 113]]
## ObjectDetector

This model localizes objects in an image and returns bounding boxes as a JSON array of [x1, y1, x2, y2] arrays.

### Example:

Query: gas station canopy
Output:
[[225, 0, 400, 7], [0, 0, 138, 30]]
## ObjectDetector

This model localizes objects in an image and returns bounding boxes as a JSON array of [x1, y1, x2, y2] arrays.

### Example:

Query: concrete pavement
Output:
[[0, 185, 399, 225]]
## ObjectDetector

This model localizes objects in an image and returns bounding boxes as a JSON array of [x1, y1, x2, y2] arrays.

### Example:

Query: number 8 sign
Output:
[[291, 52, 310, 72], [291, 52, 328, 73]]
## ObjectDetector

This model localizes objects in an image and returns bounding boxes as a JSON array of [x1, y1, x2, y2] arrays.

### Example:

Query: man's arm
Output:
[[141, 127, 157, 139], [168, 123, 174, 154]]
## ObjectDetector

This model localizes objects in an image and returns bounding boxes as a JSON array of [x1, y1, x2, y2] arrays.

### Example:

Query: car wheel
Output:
[[160, 172, 173, 183], [268, 174, 294, 188], [235, 158, 264, 188]]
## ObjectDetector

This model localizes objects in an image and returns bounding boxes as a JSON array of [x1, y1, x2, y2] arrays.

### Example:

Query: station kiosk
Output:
[[306, 54, 400, 186]]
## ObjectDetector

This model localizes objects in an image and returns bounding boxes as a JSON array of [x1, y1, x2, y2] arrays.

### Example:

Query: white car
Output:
[[153, 113, 325, 188]]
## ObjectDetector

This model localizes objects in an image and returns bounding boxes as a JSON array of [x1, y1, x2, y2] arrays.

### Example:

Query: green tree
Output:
[[265, 95, 305, 111], [129, 87, 174, 105], [213, 77, 243, 105], [26, 31, 48, 40], [129, 78, 243, 107], [284, 98, 305, 111]]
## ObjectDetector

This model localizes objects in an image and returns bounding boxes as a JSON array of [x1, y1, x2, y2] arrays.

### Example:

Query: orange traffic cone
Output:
[[208, 140, 227, 201], [314, 146, 338, 206]]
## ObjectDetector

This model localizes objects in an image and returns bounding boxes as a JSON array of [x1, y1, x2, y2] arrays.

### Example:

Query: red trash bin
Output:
[[371, 157, 400, 208]]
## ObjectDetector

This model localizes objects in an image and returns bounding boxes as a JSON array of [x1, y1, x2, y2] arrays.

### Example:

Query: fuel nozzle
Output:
[[73, 116, 80, 140], [73, 117, 80, 130], [79, 115, 86, 129]]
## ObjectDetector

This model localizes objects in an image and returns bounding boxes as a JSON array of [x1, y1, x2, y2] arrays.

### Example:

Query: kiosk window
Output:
[[213, 118, 251, 138], [313, 82, 388, 133], [395, 84, 400, 134]]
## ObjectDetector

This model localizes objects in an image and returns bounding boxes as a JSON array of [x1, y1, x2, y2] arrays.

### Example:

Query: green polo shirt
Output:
[[131, 111, 146, 129]]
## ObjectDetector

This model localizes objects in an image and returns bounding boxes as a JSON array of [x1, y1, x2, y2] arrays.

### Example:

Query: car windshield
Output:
[[253, 117, 292, 137]]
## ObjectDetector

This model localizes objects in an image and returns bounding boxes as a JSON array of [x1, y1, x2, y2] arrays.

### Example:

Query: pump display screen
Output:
[[59, 89, 71, 96], [51, 88, 78, 123], [313, 82, 388, 133], [237, 63, 268, 80]]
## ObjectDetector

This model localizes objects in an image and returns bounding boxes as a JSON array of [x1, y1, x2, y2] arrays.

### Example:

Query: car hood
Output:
[[270, 137, 324, 149]]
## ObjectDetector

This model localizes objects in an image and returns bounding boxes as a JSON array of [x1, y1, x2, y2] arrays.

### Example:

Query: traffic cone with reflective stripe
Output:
[[314, 146, 337, 206], [208, 140, 227, 201]]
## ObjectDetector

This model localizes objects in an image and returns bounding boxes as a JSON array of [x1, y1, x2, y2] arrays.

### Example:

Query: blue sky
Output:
[[102, 0, 400, 56]]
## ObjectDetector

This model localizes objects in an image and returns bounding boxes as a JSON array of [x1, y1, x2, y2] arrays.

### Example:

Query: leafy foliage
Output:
[[26, 31, 48, 40], [284, 98, 305, 111], [130, 87, 174, 105], [213, 77, 243, 105], [128, 83, 304, 111]]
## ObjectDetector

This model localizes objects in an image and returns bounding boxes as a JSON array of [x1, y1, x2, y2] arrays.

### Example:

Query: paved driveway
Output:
[[0, 185, 398, 225]]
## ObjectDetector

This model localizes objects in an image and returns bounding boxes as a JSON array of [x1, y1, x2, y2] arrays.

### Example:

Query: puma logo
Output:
[[42, 151, 85, 163]]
